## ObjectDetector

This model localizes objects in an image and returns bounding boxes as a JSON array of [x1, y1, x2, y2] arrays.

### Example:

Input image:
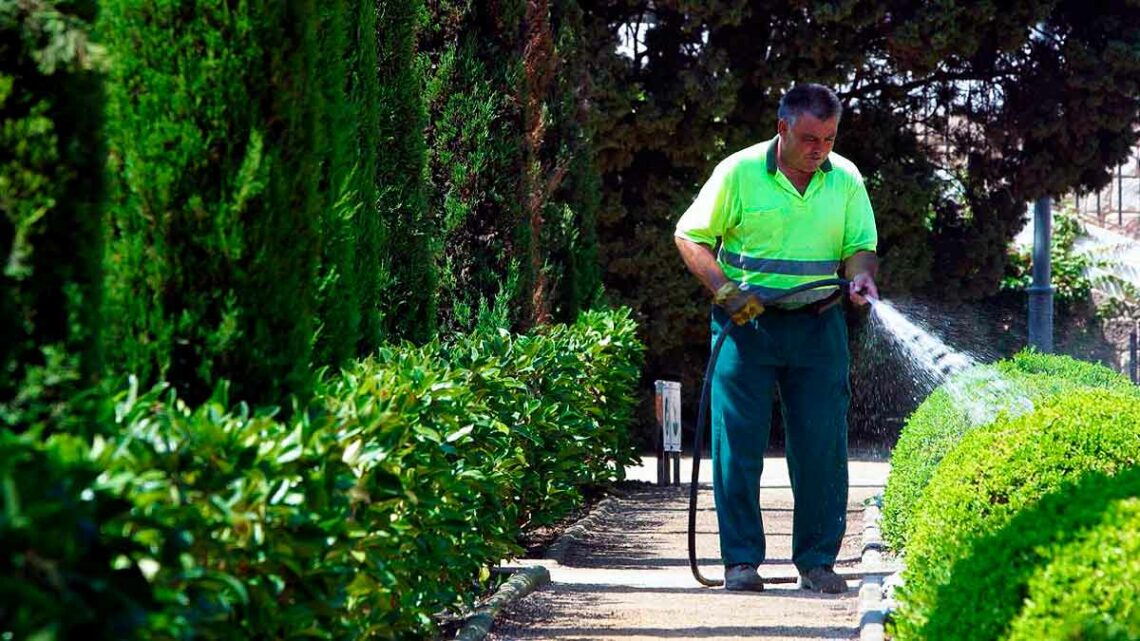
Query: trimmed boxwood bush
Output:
[[881, 351, 1133, 551], [1006, 489, 1140, 641], [890, 388, 1140, 640], [913, 467, 1140, 641]]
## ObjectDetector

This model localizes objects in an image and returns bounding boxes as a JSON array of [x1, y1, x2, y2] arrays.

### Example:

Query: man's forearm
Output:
[[843, 251, 878, 279], [675, 236, 729, 296]]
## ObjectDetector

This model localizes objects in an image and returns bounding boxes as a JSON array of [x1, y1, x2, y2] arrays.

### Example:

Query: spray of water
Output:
[[868, 298, 1033, 426]]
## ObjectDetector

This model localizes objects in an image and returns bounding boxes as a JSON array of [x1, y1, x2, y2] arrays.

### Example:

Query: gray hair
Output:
[[778, 84, 842, 126]]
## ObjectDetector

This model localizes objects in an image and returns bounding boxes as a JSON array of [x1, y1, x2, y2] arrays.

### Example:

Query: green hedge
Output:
[[881, 351, 1133, 551], [912, 467, 1140, 641], [423, 1, 531, 333], [437, 308, 643, 526], [3, 309, 642, 640], [890, 388, 1140, 640], [379, 0, 435, 342]]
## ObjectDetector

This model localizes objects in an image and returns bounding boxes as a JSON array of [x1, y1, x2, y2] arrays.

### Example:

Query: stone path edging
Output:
[[452, 495, 620, 640], [544, 496, 620, 563], [452, 565, 551, 641], [859, 500, 901, 641]]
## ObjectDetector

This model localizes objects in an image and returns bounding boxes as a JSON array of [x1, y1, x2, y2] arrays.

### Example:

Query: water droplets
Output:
[[868, 299, 1033, 427]]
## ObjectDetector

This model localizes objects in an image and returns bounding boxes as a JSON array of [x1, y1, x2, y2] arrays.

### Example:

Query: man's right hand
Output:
[[714, 282, 764, 325]]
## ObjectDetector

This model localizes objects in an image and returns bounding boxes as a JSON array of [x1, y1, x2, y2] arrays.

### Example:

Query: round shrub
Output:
[[1001, 349, 1133, 389], [890, 388, 1140, 640], [1006, 493, 1140, 641], [914, 467, 1140, 641], [881, 351, 1132, 551]]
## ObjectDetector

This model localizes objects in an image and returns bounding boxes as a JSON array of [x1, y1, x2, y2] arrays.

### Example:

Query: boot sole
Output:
[[798, 576, 848, 594], [725, 581, 765, 592]]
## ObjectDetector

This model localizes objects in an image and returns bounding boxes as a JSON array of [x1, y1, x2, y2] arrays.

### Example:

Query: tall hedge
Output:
[[378, 0, 434, 343], [313, 0, 359, 369], [101, 0, 322, 407], [0, 2, 105, 432], [351, 0, 383, 355], [542, 0, 604, 323], [421, 1, 530, 334]]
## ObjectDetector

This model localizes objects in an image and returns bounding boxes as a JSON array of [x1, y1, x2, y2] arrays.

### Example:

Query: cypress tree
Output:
[[314, 0, 360, 369], [547, 0, 603, 322], [378, 0, 434, 342], [353, 0, 384, 355], [522, 0, 556, 326], [101, 0, 322, 407], [422, 0, 529, 335], [0, 1, 105, 432]]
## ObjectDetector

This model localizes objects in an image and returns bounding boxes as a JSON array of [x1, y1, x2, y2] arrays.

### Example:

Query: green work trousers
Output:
[[710, 304, 850, 572]]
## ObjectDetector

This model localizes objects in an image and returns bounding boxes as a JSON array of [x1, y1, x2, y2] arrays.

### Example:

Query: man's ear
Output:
[[777, 118, 788, 136]]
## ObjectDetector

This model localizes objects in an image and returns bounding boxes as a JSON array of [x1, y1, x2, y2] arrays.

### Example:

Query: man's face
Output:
[[778, 113, 838, 174]]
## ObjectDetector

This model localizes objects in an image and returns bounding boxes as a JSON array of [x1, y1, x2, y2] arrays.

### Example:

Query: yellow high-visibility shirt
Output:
[[675, 136, 878, 306]]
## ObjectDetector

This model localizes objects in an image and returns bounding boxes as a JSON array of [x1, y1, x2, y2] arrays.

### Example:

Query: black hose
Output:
[[688, 277, 851, 587]]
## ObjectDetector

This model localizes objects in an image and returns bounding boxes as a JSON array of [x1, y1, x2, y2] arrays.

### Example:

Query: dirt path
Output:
[[489, 456, 888, 641]]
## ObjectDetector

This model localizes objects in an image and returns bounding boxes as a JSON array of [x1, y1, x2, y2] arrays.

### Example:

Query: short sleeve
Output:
[[842, 171, 878, 259], [675, 159, 738, 247]]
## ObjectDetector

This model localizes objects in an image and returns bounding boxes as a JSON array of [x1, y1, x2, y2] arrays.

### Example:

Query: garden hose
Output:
[[688, 277, 851, 587]]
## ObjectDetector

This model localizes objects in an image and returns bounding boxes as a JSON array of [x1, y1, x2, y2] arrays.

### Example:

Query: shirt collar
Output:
[[766, 135, 833, 175]]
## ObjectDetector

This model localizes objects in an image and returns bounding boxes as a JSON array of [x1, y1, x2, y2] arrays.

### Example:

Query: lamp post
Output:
[[1028, 197, 1054, 353]]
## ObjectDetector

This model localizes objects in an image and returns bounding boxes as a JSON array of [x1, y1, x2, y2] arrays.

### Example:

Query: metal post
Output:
[[1028, 197, 1055, 353], [1119, 164, 1124, 226], [655, 383, 667, 485], [1130, 323, 1138, 384]]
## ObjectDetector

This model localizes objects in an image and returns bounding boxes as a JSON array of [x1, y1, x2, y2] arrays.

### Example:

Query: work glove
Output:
[[714, 281, 764, 325]]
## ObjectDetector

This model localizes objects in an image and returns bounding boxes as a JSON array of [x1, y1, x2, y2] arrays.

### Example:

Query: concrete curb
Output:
[[453, 565, 551, 641], [545, 496, 620, 564], [858, 501, 897, 641], [452, 494, 621, 640]]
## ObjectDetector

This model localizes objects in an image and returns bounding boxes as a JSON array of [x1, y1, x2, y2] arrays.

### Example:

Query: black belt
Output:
[[766, 290, 843, 316]]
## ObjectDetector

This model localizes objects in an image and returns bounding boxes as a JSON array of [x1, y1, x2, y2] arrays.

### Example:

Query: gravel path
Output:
[[488, 456, 889, 641]]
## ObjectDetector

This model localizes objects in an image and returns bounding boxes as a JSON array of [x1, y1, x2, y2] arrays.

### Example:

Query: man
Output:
[[674, 83, 879, 594]]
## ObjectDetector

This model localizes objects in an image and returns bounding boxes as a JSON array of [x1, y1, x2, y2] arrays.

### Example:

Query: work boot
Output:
[[724, 563, 765, 592], [798, 565, 848, 594]]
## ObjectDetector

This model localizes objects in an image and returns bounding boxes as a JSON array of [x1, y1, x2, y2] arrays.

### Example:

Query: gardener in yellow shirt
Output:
[[674, 83, 879, 594]]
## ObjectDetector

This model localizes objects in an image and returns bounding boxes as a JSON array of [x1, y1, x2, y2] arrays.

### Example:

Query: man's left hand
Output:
[[848, 272, 878, 306]]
